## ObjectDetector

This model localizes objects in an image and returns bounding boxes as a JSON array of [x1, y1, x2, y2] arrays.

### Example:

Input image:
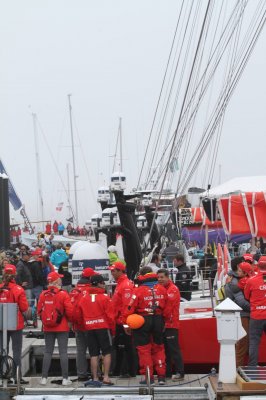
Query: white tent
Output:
[[201, 176, 266, 197]]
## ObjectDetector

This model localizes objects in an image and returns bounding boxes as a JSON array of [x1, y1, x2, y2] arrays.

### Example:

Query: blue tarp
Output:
[[181, 227, 251, 247]]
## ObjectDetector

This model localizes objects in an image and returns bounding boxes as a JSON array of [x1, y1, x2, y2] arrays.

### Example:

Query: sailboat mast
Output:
[[32, 113, 44, 229], [66, 163, 71, 218], [119, 117, 122, 172], [68, 94, 79, 226]]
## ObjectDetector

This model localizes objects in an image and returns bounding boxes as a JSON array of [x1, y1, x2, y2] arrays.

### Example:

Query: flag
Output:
[[66, 216, 74, 223], [56, 202, 64, 212]]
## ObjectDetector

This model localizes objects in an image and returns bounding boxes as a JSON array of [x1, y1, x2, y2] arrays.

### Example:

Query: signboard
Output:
[[179, 208, 193, 227], [72, 258, 111, 285]]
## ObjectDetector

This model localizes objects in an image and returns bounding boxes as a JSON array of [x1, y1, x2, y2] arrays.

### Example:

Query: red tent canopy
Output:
[[218, 192, 266, 236], [191, 207, 222, 227]]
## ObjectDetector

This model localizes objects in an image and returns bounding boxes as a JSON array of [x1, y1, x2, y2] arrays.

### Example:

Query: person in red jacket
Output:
[[125, 266, 169, 385], [0, 264, 29, 383], [244, 255, 266, 366], [109, 261, 136, 377], [53, 220, 58, 234], [37, 271, 73, 386], [45, 223, 52, 235], [71, 268, 97, 381], [75, 274, 115, 385], [157, 268, 184, 381]]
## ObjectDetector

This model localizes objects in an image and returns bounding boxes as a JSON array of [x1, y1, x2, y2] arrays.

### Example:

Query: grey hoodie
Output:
[[224, 271, 250, 317]]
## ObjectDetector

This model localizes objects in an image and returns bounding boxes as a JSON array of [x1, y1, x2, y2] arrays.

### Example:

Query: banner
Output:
[[0, 159, 22, 211]]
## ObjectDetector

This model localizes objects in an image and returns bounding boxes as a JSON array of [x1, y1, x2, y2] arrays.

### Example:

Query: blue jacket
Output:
[[58, 224, 65, 232], [50, 249, 68, 269]]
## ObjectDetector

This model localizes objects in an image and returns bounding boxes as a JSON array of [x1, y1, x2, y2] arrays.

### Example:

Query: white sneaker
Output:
[[62, 378, 72, 386], [40, 377, 47, 385]]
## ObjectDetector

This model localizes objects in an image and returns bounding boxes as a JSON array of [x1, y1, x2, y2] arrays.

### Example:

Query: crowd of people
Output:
[[223, 253, 266, 368], [0, 244, 186, 386], [44, 221, 93, 237], [1, 240, 266, 387]]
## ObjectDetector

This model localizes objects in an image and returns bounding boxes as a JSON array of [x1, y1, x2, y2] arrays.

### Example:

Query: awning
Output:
[[218, 192, 266, 236]]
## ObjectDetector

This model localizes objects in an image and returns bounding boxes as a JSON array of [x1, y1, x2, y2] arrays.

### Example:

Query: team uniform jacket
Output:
[[75, 287, 115, 334], [164, 280, 180, 329], [126, 273, 169, 318], [244, 272, 266, 319], [0, 280, 28, 330], [112, 274, 133, 325], [37, 286, 73, 332], [70, 282, 92, 331]]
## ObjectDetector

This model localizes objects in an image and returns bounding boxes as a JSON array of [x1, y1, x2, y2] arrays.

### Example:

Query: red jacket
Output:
[[71, 283, 91, 331], [164, 280, 180, 329], [244, 272, 266, 319], [37, 286, 73, 331], [112, 274, 133, 325], [126, 274, 169, 318], [0, 280, 28, 330], [75, 287, 115, 334]]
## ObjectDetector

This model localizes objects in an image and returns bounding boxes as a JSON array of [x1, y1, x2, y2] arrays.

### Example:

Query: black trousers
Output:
[[113, 324, 137, 376], [132, 314, 165, 346], [164, 328, 184, 376]]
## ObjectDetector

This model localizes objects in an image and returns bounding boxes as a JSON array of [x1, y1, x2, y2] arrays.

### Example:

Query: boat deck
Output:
[[3, 332, 211, 398]]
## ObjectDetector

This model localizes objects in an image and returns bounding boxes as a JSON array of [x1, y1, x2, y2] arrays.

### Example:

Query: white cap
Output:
[[108, 245, 117, 253]]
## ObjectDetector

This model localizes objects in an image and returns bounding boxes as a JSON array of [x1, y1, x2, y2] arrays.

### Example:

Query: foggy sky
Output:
[[1, 0, 266, 227]]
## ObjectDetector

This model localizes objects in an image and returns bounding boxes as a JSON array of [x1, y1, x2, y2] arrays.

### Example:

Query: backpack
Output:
[[40, 289, 64, 327], [0, 285, 15, 303]]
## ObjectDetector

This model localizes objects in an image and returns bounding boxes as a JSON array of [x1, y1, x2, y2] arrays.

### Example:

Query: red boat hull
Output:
[[179, 316, 266, 365]]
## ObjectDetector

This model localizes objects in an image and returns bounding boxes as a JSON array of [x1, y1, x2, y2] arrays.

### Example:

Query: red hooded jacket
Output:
[[112, 274, 133, 325], [75, 287, 115, 334], [164, 280, 180, 329], [0, 280, 28, 330], [244, 272, 266, 319], [126, 273, 169, 319], [70, 283, 91, 331], [37, 286, 73, 332]]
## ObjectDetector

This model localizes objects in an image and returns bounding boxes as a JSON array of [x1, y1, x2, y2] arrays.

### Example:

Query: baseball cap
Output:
[[31, 249, 42, 256], [238, 262, 253, 275], [90, 275, 105, 286], [243, 254, 253, 263], [107, 245, 117, 253], [258, 256, 266, 268], [47, 271, 64, 283], [4, 264, 16, 275], [108, 261, 126, 272], [82, 268, 98, 278]]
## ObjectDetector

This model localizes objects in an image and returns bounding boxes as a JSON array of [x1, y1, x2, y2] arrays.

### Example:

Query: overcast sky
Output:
[[1, 1, 266, 227]]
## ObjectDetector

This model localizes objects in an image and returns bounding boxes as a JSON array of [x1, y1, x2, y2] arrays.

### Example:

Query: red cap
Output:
[[31, 249, 42, 256], [243, 254, 253, 263], [47, 271, 64, 283], [82, 268, 98, 278], [108, 261, 126, 272], [258, 256, 266, 268], [238, 262, 253, 275], [4, 264, 16, 275]]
